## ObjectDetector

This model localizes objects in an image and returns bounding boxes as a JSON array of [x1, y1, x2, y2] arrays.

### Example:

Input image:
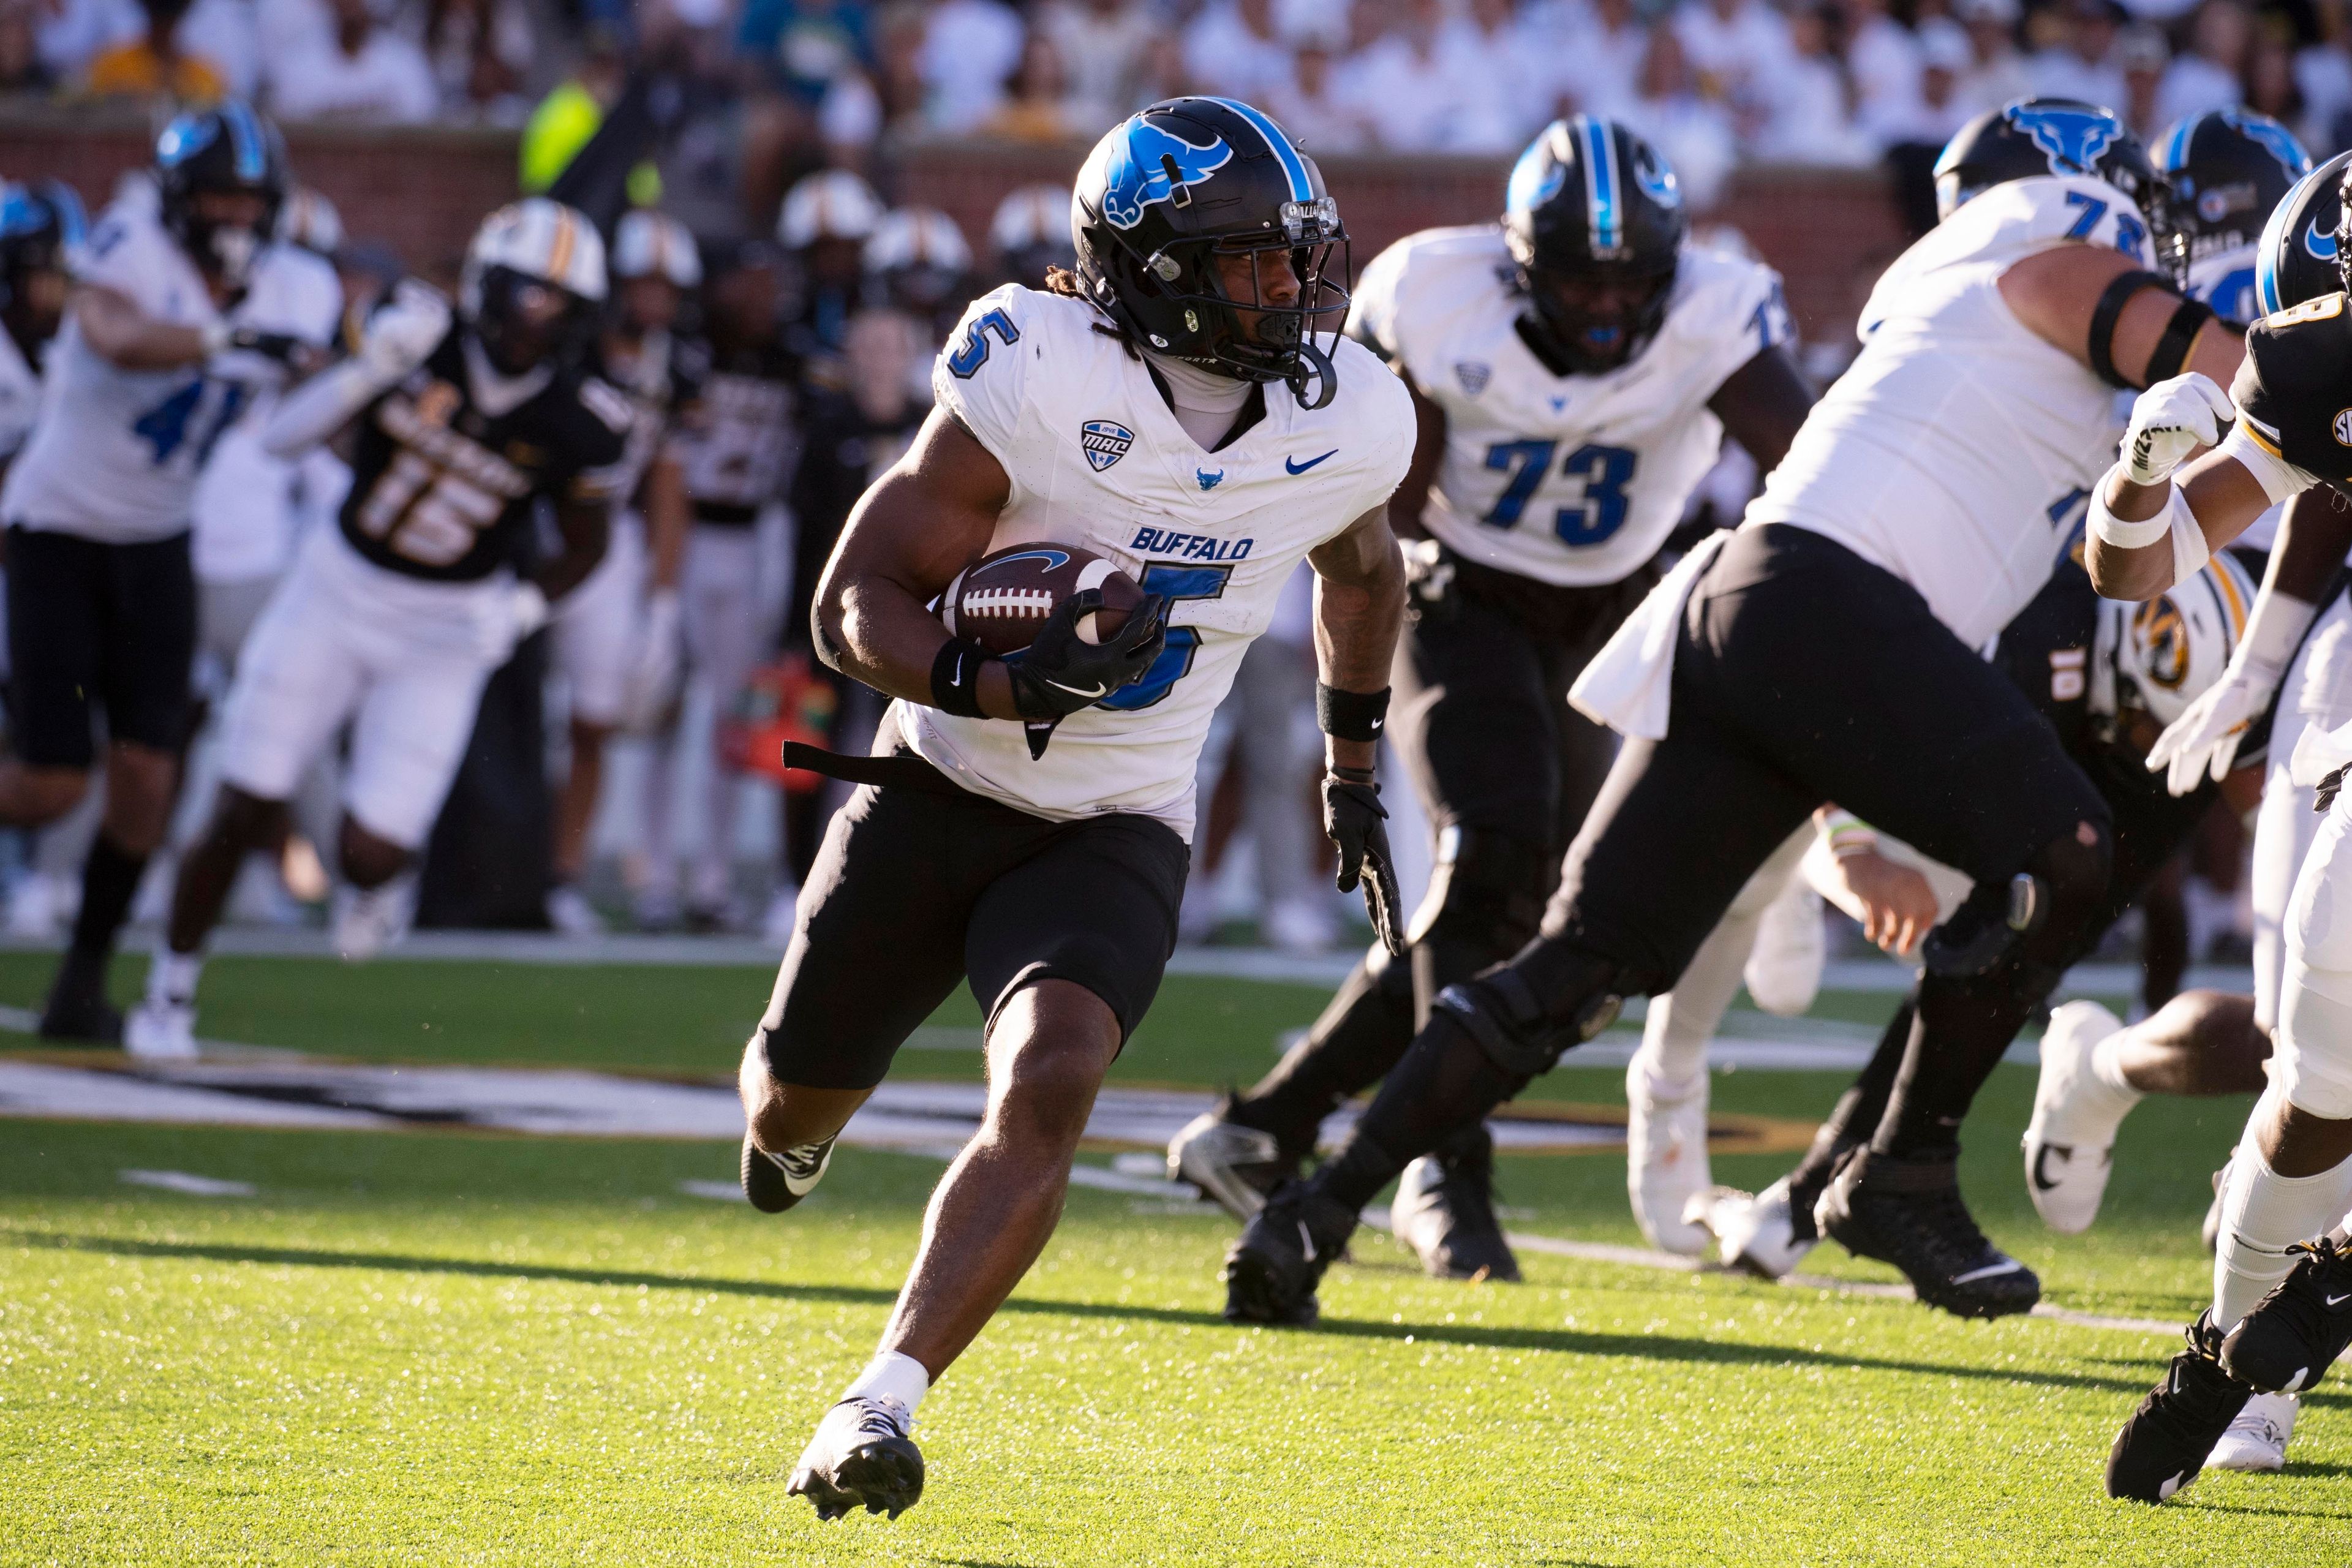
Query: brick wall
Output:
[[0, 110, 1907, 344]]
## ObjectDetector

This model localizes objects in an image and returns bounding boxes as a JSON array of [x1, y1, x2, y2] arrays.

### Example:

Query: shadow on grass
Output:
[[12, 1228, 2269, 1402]]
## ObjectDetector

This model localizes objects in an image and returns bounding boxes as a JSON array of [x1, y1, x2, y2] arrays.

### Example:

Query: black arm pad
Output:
[[2087, 268, 2177, 390], [2143, 296, 2218, 386]]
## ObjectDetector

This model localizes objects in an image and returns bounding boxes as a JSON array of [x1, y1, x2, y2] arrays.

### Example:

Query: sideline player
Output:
[[748, 99, 1415, 1520], [0, 181, 80, 477], [124, 199, 625, 1058], [546, 208, 701, 935], [2085, 151, 2352, 1501], [0, 105, 334, 1041], [1221, 99, 2243, 1327], [1168, 116, 1817, 1278]]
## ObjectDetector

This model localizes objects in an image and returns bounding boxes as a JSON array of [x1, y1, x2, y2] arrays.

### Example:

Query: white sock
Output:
[[146, 948, 202, 1008], [842, 1349, 930, 1422], [2087, 1028, 2145, 1103], [2213, 1114, 2352, 1333]]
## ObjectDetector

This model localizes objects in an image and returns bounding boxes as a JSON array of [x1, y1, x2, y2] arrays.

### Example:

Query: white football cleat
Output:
[[2022, 999, 2136, 1234], [787, 1395, 925, 1520], [1627, 1061, 1711, 1254], [123, 1000, 199, 1060], [1698, 1177, 1819, 1278], [1167, 1106, 1291, 1222], [331, 878, 413, 962], [2208, 1390, 2296, 1472], [545, 883, 604, 937]]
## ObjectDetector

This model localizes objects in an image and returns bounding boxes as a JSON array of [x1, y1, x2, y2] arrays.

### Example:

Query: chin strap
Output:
[[1288, 337, 1337, 411]]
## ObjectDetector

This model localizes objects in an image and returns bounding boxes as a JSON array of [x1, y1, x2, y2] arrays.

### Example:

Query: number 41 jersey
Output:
[[1351, 225, 1790, 587], [906, 284, 1415, 840]]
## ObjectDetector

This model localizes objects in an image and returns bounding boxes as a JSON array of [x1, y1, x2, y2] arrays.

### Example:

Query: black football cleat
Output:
[[1166, 1095, 1300, 1221], [2220, 1235, 2352, 1394], [1222, 1179, 1359, 1326], [38, 951, 122, 1046], [742, 1132, 837, 1215], [1390, 1125, 1521, 1283], [1816, 1149, 2040, 1319], [788, 1396, 925, 1520], [2108, 1311, 2253, 1503]]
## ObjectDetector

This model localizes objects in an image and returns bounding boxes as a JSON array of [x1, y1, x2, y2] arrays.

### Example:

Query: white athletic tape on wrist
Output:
[[2168, 482, 2211, 585], [2239, 588, 2320, 677], [2088, 480, 2173, 550]]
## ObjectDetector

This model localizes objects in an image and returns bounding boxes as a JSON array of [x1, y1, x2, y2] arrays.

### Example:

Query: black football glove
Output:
[[1004, 589, 1169, 758], [1323, 771, 1404, 956], [1400, 537, 1459, 624], [223, 326, 314, 368]]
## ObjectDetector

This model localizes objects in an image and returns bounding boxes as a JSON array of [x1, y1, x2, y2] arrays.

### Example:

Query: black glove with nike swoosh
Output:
[[1005, 589, 1170, 759], [1324, 769, 1404, 957]]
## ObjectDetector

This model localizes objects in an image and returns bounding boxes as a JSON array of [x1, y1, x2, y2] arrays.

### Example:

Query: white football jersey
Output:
[[1746, 175, 2143, 649], [1, 201, 341, 545], [0, 328, 43, 464], [903, 285, 1415, 838], [1352, 226, 1790, 587]]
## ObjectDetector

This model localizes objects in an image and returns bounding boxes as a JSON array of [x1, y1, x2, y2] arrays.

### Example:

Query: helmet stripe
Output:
[[2158, 116, 2193, 175], [2255, 158, 2333, 316], [1577, 115, 1621, 255], [1200, 97, 1314, 204], [547, 205, 576, 285], [222, 101, 265, 181]]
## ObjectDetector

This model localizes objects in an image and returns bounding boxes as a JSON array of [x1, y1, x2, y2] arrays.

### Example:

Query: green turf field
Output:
[[3, 952, 2346, 1564]]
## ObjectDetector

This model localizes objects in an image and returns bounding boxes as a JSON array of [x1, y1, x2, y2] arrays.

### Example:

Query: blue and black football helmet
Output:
[[2253, 149, 2352, 315], [0, 179, 85, 346], [154, 101, 288, 288], [1932, 98, 2172, 244], [2155, 108, 2310, 284], [1073, 97, 1347, 406], [1504, 117, 1684, 375]]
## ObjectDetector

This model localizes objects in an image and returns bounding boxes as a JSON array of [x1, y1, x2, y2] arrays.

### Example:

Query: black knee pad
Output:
[[1433, 958, 1624, 1079], [1923, 819, 2113, 981], [1409, 826, 1552, 961]]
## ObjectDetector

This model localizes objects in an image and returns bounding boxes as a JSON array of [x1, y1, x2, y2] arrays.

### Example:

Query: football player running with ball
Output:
[[2090, 151, 2352, 1504], [123, 199, 627, 1057], [1167, 116, 1817, 1278], [743, 99, 1414, 1521], [1221, 99, 2247, 1329]]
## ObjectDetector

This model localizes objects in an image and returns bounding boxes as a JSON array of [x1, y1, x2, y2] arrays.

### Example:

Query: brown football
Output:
[[940, 542, 1146, 656]]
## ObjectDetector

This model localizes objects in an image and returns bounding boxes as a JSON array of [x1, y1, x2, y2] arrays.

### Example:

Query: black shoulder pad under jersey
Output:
[[2234, 293, 2352, 483]]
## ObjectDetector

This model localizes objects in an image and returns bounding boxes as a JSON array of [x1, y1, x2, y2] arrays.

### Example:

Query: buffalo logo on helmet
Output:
[[1631, 143, 1681, 210], [1081, 419, 1134, 472], [2225, 108, 2313, 183], [1101, 123, 1234, 230], [2003, 101, 2121, 175]]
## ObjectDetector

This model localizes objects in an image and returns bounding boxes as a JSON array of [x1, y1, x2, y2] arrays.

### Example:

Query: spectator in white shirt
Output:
[[1909, 18, 1978, 143], [1677, 0, 1796, 127], [1182, 0, 1295, 105], [1841, 0, 1926, 147], [1545, 0, 1649, 121], [2296, 0, 2352, 153], [2118, 21, 2171, 137], [1621, 22, 1737, 209], [2030, 0, 2127, 111], [1760, 2, 1876, 164], [1266, 28, 1373, 151], [1951, 0, 2031, 115], [268, 0, 437, 123], [2244, 29, 2307, 139], [413, 0, 533, 124], [2157, 0, 2251, 126], [1434, 0, 1535, 152], [1335, 0, 1461, 152], [1040, 0, 1155, 126], [917, 0, 1025, 134]]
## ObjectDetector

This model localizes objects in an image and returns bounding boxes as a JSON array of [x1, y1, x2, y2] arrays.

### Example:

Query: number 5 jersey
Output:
[[1349, 224, 1790, 589], [906, 284, 1414, 840]]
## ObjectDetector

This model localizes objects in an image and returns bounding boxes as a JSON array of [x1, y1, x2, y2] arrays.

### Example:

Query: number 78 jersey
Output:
[[1351, 226, 1790, 587]]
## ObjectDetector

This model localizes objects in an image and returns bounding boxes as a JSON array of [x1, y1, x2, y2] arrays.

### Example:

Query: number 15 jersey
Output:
[[1351, 225, 1790, 588]]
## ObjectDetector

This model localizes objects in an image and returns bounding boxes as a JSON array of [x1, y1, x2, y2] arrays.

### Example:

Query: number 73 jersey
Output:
[[1351, 225, 1790, 587]]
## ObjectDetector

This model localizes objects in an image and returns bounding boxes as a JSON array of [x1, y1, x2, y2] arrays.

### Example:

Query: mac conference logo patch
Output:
[[1082, 419, 1134, 471], [1455, 361, 1491, 396], [2335, 409, 2352, 447]]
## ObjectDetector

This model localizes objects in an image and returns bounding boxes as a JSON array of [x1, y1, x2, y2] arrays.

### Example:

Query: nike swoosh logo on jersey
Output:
[[1286, 450, 1338, 474], [2328, 1292, 2352, 1308]]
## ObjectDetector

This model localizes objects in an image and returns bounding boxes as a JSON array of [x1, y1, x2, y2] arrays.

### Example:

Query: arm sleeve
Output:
[[2215, 421, 2318, 506], [260, 360, 384, 458], [1687, 255, 1795, 400]]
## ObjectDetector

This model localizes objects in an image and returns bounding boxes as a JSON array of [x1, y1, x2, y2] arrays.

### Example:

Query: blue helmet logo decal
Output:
[[154, 114, 219, 169], [1506, 137, 1567, 215], [2306, 215, 2339, 262], [2223, 109, 2312, 181], [1631, 144, 1681, 211], [1101, 122, 1232, 230], [2003, 102, 2120, 175]]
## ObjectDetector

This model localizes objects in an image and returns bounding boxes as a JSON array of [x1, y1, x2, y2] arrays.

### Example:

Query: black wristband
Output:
[[1330, 764, 1376, 785], [1316, 682, 1391, 743], [930, 637, 993, 718], [2143, 296, 2217, 386]]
